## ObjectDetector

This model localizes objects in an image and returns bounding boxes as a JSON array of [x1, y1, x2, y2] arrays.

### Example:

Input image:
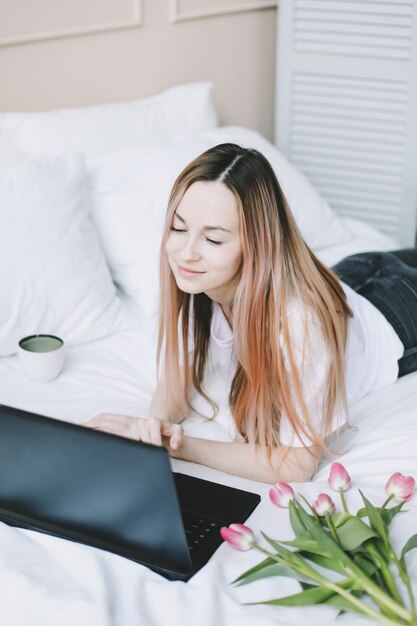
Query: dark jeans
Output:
[[332, 248, 417, 378]]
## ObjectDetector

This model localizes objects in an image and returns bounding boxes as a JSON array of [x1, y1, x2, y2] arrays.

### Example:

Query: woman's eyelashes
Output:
[[169, 225, 223, 246]]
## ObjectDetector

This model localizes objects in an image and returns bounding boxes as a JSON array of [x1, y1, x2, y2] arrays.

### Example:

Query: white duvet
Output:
[[0, 223, 416, 626]]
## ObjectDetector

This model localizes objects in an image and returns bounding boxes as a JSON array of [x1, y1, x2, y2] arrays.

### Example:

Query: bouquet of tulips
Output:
[[221, 464, 417, 626]]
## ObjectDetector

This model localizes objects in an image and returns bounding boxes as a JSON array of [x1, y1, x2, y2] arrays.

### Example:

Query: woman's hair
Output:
[[157, 143, 352, 458]]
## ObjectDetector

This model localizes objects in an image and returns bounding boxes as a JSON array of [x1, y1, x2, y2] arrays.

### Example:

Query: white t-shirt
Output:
[[191, 283, 404, 447]]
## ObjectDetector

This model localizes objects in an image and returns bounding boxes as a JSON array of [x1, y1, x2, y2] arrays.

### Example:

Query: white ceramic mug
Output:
[[18, 334, 65, 382]]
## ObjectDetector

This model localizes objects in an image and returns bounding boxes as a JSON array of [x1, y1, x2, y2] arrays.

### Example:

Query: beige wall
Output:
[[0, 0, 278, 141]]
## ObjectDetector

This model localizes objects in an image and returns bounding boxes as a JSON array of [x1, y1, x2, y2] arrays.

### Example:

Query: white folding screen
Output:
[[275, 0, 417, 245]]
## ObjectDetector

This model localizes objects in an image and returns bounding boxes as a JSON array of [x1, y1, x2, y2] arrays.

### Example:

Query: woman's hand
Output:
[[83, 413, 184, 452]]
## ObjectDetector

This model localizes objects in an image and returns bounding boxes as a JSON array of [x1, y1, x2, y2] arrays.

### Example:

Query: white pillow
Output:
[[0, 154, 133, 356], [0, 82, 218, 169], [88, 127, 353, 316]]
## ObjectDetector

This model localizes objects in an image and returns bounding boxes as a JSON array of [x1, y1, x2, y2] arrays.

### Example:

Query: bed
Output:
[[0, 82, 416, 626]]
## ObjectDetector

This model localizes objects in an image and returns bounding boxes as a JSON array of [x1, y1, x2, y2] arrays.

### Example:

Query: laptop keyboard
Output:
[[181, 512, 221, 552]]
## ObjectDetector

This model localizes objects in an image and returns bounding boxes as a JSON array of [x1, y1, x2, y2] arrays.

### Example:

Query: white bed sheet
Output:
[[1, 223, 416, 626]]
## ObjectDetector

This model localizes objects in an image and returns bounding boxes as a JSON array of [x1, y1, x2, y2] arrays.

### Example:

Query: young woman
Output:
[[85, 143, 417, 483]]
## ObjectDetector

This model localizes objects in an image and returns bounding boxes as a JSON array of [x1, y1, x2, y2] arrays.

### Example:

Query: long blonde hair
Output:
[[158, 143, 352, 453]]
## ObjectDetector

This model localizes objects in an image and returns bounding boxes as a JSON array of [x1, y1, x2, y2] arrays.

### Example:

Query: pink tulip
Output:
[[220, 524, 255, 551], [385, 472, 415, 503], [328, 462, 351, 492], [269, 482, 295, 508], [313, 493, 336, 517]]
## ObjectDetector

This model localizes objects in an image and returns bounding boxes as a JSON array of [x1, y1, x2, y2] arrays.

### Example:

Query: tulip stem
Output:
[[344, 563, 412, 622], [389, 550, 416, 620], [252, 544, 410, 626], [378, 561, 404, 609], [381, 494, 394, 511], [365, 541, 404, 609], [380, 490, 416, 619], [338, 487, 349, 513], [324, 512, 339, 543], [405, 575, 417, 621]]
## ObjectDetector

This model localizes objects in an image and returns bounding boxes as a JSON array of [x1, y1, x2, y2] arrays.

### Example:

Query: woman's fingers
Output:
[[147, 417, 163, 446], [83, 413, 140, 439], [161, 421, 183, 450], [89, 424, 123, 436], [83, 414, 183, 451], [84, 413, 132, 428], [134, 418, 153, 444]]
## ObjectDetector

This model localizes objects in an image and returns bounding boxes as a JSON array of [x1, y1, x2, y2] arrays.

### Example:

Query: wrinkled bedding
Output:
[[0, 225, 416, 626]]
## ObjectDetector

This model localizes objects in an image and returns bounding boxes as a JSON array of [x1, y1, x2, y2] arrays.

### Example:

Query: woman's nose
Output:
[[179, 236, 201, 261]]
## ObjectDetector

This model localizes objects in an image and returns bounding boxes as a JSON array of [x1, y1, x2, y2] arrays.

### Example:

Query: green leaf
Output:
[[381, 501, 405, 528], [249, 579, 361, 609], [332, 512, 352, 528], [249, 586, 336, 607], [356, 507, 367, 518], [335, 517, 378, 551], [374, 570, 389, 596], [301, 552, 346, 575], [359, 491, 388, 546], [260, 532, 288, 555], [260, 533, 306, 567], [233, 557, 313, 586], [352, 553, 379, 579], [358, 502, 404, 528], [300, 582, 317, 591], [324, 591, 368, 616], [232, 557, 274, 585], [298, 494, 316, 515], [288, 499, 309, 538], [401, 533, 417, 562], [293, 501, 321, 531], [237, 563, 310, 586], [364, 537, 391, 564], [281, 538, 329, 557], [295, 503, 354, 568], [260, 532, 325, 583]]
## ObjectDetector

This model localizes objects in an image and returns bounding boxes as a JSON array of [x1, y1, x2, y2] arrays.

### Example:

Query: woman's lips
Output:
[[177, 265, 205, 277]]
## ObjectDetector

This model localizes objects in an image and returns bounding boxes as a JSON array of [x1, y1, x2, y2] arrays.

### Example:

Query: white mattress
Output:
[[1, 222, 416, 626]]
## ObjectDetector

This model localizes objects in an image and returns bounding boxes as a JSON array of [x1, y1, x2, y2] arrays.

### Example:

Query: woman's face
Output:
[[166, 181, 243, 305]]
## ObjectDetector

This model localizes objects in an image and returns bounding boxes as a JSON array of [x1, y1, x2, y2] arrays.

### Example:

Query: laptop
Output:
[[0, 404, 260, 581]]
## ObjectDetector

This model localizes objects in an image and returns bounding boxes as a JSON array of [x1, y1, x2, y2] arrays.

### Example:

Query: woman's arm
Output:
[[83, 413, 318, 483], [170, 435, 319, 484]]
